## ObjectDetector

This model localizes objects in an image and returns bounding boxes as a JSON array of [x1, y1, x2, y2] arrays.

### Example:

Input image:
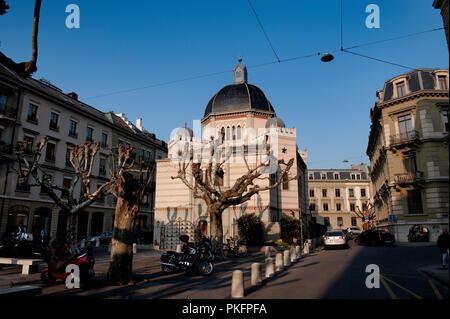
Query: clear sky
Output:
[[0, 0, 448, 169]]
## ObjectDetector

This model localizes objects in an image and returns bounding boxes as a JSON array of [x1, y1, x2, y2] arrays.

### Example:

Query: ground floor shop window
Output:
[[6, 206, 30, 232], [407, 189, 423, 215]]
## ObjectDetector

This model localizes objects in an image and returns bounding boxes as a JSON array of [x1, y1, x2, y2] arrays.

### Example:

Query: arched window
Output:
[[32, 207, 52, 238], [232, 126, 236, 140], [7, 206, 30, 232], [237, 125, 242, 141], [90, 212, 104, 236], [220, 127, 225, 142]]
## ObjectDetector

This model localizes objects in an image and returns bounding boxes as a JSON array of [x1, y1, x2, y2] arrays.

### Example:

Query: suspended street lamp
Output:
[[321, 53, 334, 62]]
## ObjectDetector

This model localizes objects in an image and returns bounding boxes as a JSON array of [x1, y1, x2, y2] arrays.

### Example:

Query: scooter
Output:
[[40, 242, 95, 285]]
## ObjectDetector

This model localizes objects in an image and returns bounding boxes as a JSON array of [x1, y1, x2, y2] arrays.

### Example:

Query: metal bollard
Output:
[[231, 270, 244, 298], [95, 238, 100, 247], [283, 249, 291, 267], [265, 257, 275, 278], [133, 243, 137, 254], [264, 246, 271, 258], [275, 253, 284, 272], [295, 245, 301, 259], [251, 263, 262, 286], [176, 244, 182, 253], [290, 247, 297, 262]]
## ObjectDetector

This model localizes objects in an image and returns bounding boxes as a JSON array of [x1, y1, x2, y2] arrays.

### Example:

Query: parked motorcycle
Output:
[[40, 241, 95, 285], [160, 235, 214, 275], [0, 226, 47, 258]]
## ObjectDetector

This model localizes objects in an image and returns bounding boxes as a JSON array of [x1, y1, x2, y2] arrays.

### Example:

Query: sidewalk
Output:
[[395, 242, 437, 247], [418, 264, 449, 287]]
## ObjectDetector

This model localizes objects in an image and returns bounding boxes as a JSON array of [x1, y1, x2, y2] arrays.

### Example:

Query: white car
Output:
[[346, 227, 362, 235], [323, 230, 347, 247]]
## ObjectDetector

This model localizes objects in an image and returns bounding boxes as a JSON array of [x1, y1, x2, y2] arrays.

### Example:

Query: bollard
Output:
[[176, 244, 182, 253], [251, 263, 262, 286], [275, 253, 284, 272], [283, 250, 291, 267], [264, 246, 271, 258], [133, 243, 137, 254], [265, 257, 275, 278], [231, 270, 244, 298], [290, 247, 297, 263], [95, 238, 100, 247], [296, 245, 302, 260], [80, 239, 85, 249]]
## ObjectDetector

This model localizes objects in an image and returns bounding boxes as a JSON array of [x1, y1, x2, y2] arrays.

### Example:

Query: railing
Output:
[[394, 171, 424, 184], [389, 130, 419, 146]]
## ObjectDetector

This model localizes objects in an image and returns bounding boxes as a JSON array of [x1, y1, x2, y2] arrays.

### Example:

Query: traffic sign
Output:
[[364, 216, 369, 221]]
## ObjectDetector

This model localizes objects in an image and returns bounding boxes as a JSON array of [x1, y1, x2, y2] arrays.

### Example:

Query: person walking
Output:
[[437, 228, 449, 269]]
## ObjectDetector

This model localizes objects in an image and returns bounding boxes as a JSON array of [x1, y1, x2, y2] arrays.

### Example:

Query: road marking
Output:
[[428, 279, 443, 299], [381, 275, 422, 299], [380, 276, 397, 299]]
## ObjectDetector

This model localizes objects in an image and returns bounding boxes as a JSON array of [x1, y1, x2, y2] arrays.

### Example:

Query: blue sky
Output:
[[0, 0, 448, 168]]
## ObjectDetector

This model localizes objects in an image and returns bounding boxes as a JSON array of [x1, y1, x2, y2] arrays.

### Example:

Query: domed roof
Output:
[[204, 82, 275, 117], [265, 117, 285, 128], [171, 127, 193, 140]]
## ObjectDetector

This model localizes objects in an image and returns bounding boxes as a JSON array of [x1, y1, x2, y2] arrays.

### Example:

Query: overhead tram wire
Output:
[[82, 26, 444, 100], [247, 0, 281, 63]]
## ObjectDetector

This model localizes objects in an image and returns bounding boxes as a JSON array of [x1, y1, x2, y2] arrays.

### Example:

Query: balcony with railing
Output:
[[394, 171, 424, 185], [389, 130, 419, 148]]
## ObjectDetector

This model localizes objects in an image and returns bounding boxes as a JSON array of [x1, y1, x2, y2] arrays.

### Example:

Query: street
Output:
[[1, 241, 448, 299]]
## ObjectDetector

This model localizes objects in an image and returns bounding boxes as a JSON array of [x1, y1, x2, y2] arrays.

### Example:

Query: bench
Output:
[[0, 285, 42, 298], [0, 258, 43, 275]]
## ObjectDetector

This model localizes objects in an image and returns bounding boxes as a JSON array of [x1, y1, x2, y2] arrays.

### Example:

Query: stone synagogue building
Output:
[[154, 60, 309, 249]]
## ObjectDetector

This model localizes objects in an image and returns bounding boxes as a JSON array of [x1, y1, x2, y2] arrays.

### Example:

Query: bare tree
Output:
[[14, 136, 111, 244], [106, 144, 154, 285], [0, 0, 42, 77], [171, 134, 298, 254], [354, 203, 377, 228]]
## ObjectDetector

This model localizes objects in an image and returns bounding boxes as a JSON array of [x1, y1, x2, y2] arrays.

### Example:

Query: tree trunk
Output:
[[210, 208, 224, 255], [106, 196, 138, 285], [56, 208, 69, 244]]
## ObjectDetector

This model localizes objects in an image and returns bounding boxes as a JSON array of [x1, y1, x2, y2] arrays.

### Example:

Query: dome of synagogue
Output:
[[265, 117, 285, 128]]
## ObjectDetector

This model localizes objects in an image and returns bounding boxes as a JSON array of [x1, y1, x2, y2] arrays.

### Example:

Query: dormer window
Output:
[[438, 75, 448, 90], [396, 81, 406, 97]]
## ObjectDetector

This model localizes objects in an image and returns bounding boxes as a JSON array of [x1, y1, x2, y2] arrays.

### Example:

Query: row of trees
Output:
[[15, 137, 153, 285]]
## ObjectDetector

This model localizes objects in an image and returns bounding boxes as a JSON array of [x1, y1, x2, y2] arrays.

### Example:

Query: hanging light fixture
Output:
[[321, 53, 334, 62]]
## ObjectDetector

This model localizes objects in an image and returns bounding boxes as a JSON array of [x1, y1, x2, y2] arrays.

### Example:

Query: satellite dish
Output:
[[321, 53, 334, 62]]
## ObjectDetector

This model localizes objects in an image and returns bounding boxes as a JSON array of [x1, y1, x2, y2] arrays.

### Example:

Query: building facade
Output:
[[366, 69, 449, 242], [308, 166, 371, 230], [153, 60, 309, 249], [0, 62, 167, 242]]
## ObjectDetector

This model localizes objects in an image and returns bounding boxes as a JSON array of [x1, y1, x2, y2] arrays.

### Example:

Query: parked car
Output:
[[354, 229, 395, 246], [85, 231, 113, 245], [323, 230, 348, 248], [346, 227, 362, 236]]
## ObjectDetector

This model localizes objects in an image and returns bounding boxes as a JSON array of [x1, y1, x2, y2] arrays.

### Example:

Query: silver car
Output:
[[323, 230, 347, 248]]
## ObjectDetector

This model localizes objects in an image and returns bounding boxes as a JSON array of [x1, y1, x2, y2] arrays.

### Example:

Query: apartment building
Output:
[[308, 166, 371, 230], [0, 62, 167, 242], [366, 68, 449, 242]]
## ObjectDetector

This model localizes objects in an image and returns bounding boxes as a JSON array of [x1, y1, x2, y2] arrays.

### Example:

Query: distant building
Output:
[[366, 68, 449, 242], [0, 62, 167, 242], [308, 166, 371, 230]]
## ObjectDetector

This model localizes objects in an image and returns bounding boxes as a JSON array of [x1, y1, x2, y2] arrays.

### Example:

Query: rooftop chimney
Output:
[[136, 118, 143, 131], [67, 92, 78, 100]]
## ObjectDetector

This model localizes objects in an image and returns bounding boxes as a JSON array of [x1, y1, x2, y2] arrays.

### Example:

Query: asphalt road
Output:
[[247, 241, 449, 299], [1, 242, 448, 299]]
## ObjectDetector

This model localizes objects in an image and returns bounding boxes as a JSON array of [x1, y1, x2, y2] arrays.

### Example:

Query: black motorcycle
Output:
[[160, 235, 214, 275]]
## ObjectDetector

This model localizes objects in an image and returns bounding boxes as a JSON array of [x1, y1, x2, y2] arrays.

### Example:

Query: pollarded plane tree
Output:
[[15, 136, 111, 245], [0, 0, 42, 77], [171, 130, 298, 254], [106, 144, 155, 285], [354, 202, 377, 228]]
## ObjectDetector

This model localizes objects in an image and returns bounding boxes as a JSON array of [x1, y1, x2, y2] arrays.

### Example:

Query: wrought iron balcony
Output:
[[389, 130, 419, 147], [394, 171, 424, 185]]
